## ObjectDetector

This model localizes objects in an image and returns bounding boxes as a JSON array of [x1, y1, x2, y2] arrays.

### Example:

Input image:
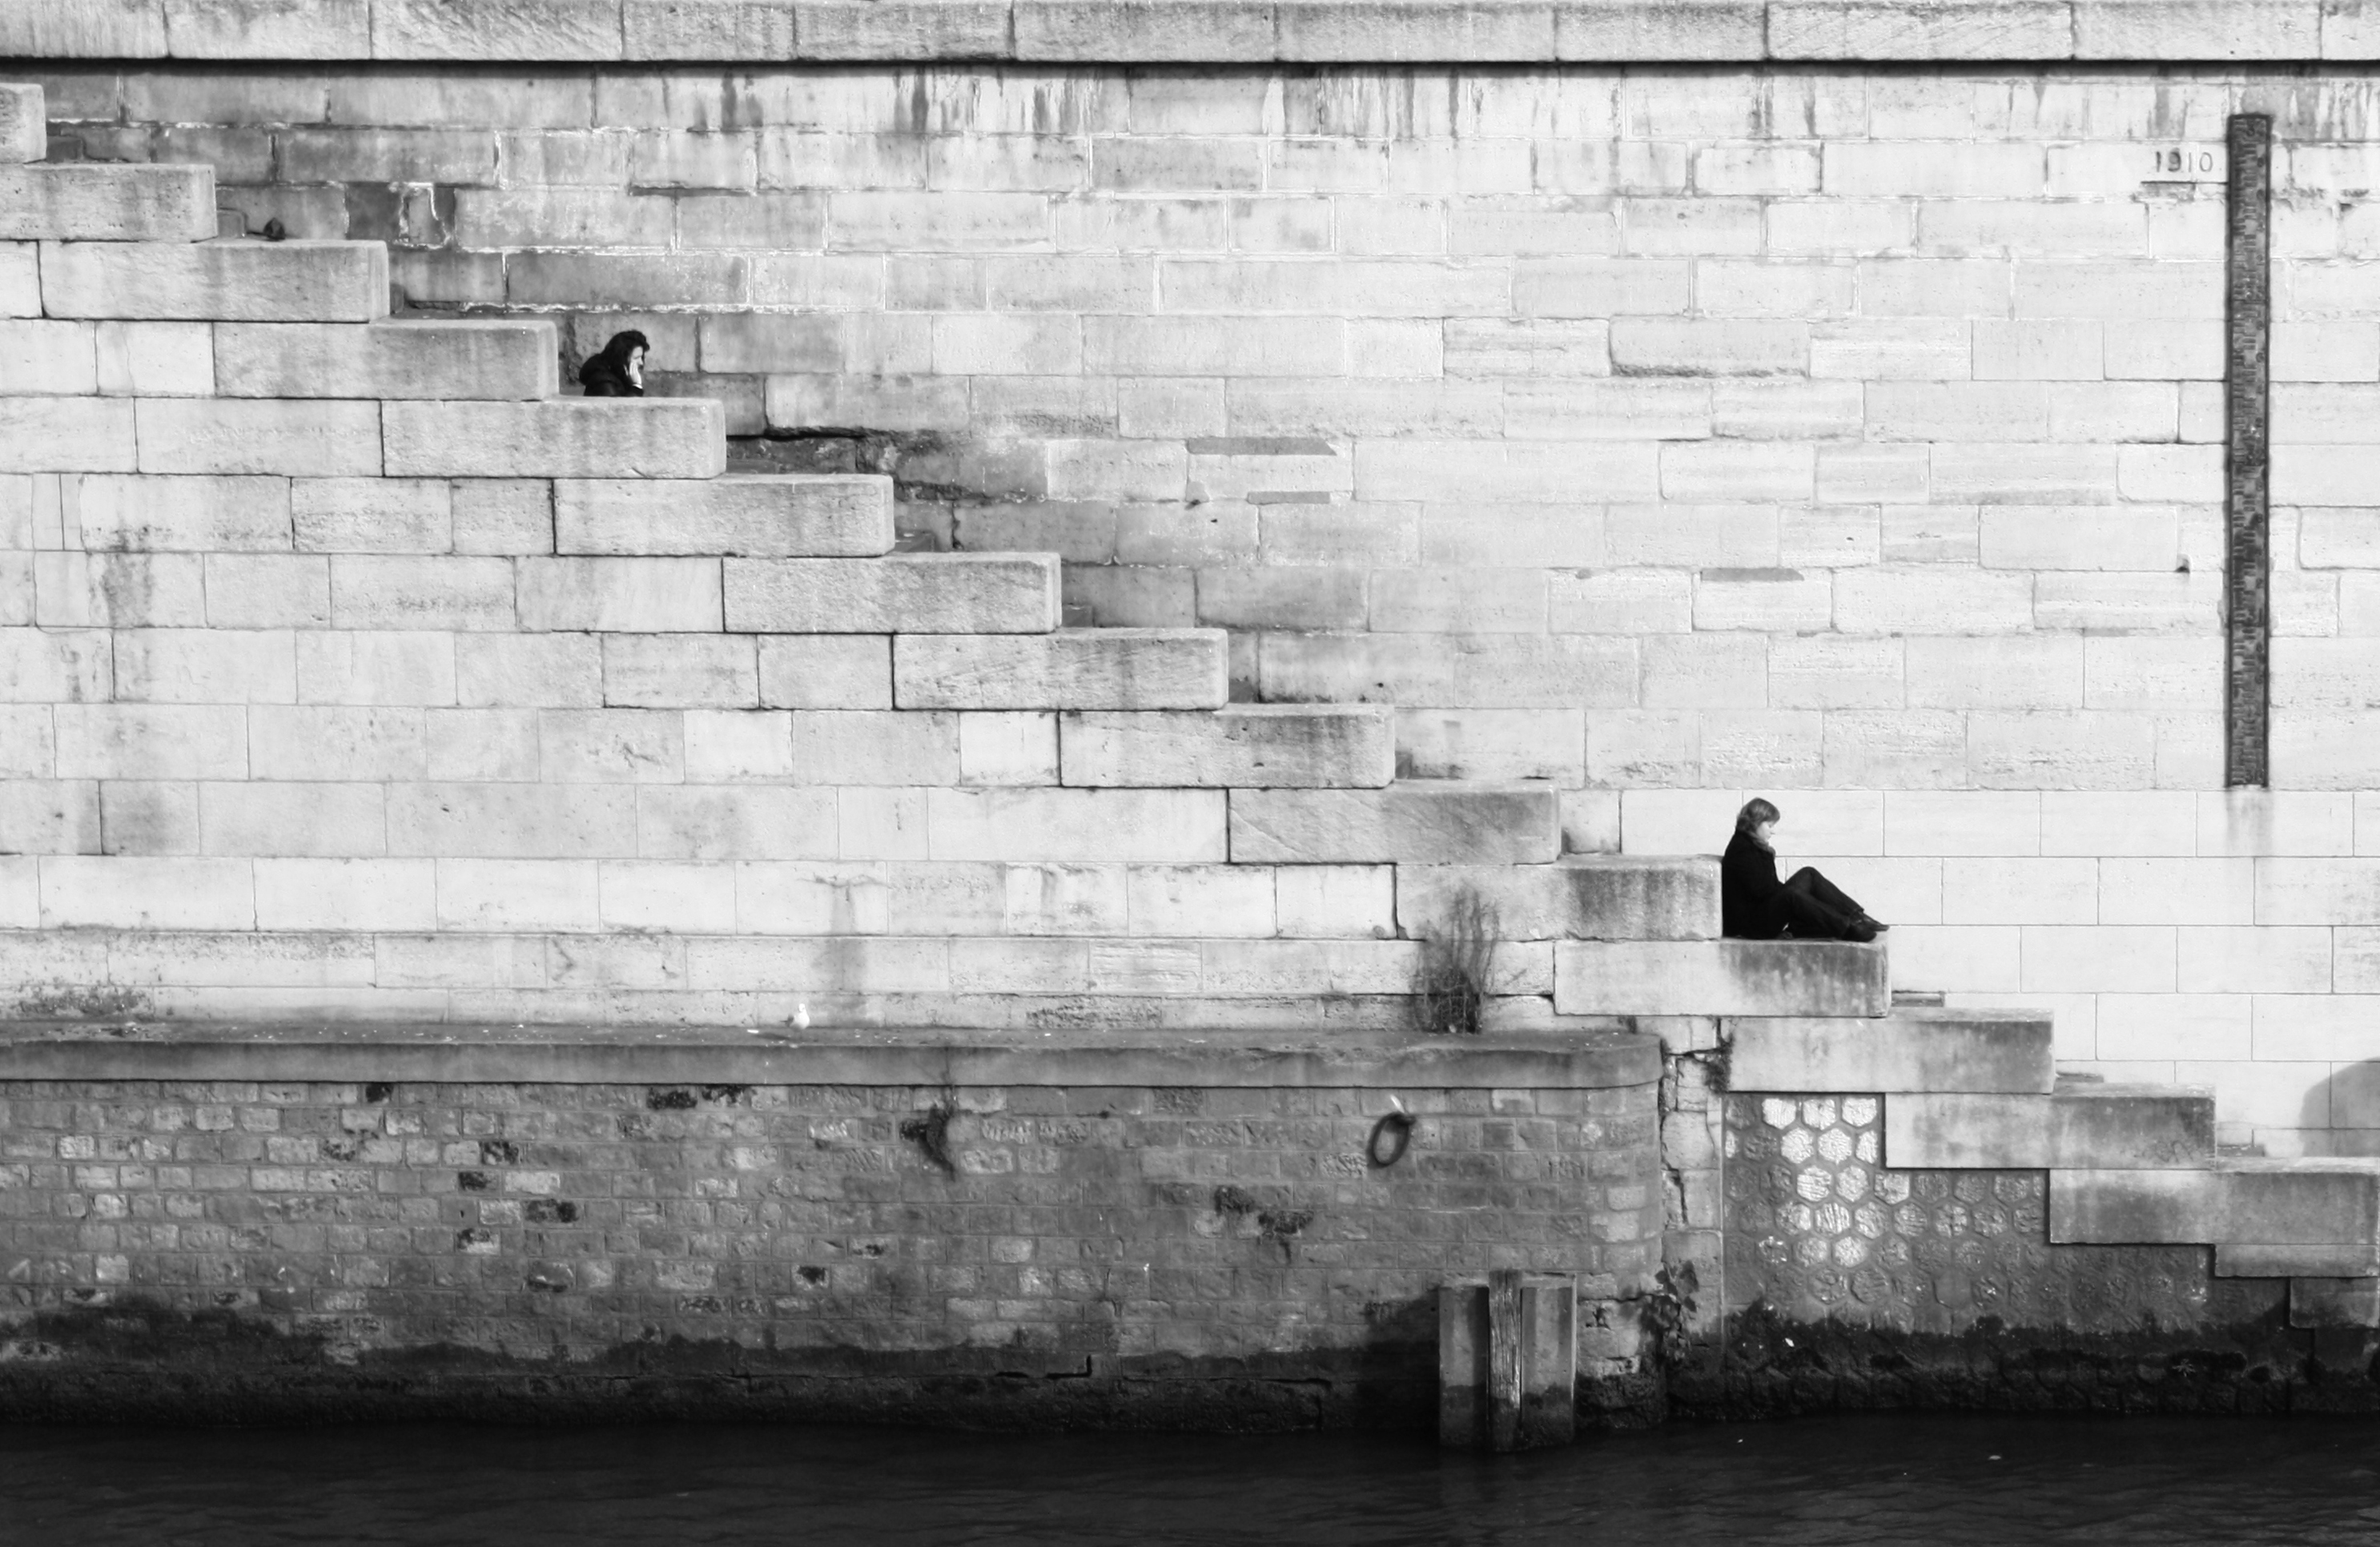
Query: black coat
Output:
[[577, 353, 644, 396], [1721, 830, 1787, 939]]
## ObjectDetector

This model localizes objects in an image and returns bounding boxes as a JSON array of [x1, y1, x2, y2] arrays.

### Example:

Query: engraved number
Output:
[[2155, 148, 2219, 175]]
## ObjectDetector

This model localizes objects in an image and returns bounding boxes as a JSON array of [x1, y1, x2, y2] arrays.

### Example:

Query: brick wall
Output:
[[0, 1031, 1663, 1424], [16, 62, 2380, 1152]]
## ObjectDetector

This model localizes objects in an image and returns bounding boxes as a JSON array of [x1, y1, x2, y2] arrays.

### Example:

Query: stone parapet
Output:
[[0, 1015, 1659, 1085], [0, 0, 2362, 62]]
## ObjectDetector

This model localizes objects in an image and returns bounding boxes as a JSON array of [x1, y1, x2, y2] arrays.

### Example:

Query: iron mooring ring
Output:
[[1366, 1110, 1416, 1169]]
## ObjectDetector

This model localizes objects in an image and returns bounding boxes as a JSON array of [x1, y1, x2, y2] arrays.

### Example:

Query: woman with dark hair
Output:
[[579, 330, 649, 396], [1722, 798, 1886, 943]]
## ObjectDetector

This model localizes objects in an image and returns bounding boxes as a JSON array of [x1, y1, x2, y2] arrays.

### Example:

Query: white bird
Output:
[[794, 1003, 811, 1030]]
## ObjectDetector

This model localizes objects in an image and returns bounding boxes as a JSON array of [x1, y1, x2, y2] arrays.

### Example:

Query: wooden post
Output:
[[1438, 1272, 1578, 1450]]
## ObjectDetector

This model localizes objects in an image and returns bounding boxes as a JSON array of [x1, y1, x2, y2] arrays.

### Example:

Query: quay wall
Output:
[[17, 54, 2380, 1150], [0, 1026, 1670, 1427]]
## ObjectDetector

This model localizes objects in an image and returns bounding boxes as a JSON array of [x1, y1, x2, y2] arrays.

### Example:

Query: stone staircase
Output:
[[3, 79, 1904, 1033], [1727, 1009, 2380, 1324]]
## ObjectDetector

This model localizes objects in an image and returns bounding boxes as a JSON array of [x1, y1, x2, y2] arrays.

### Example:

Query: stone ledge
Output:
[[0, 1, 2358, 62], [0, 1019, 1659, 1088]]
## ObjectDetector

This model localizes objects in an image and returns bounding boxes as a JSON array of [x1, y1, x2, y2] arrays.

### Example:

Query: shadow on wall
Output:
[[2297, 1063, 2380, 1156]]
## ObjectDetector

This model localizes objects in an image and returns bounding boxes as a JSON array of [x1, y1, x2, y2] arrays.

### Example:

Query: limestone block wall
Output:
[[22, 45, 2380, 1155], [26, 61, 2380, 1153]]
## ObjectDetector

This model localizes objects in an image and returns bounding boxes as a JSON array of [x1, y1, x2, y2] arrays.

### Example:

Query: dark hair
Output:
[[599, 329, 649, 363], [1736, 798, 1779, 833]]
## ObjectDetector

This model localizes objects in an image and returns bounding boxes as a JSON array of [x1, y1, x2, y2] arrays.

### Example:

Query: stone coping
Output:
[[0, 1019, 1659, 1089], [0, 0, 2362, 66]]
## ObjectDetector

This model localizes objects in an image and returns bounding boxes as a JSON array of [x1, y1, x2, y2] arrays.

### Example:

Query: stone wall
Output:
[[0, 1023, 1666, 1425], [21, 61, 2380, 1151]]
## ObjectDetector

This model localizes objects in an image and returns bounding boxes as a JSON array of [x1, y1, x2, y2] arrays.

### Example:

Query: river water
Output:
[[5, 1413, 2380, 1544]]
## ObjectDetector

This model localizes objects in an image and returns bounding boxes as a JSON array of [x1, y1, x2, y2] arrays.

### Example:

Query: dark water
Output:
[[6, 1415, 2380, 1545]]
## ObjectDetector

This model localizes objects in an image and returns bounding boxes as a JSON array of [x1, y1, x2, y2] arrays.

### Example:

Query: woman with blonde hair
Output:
[[1721, 798, 1886, 942]]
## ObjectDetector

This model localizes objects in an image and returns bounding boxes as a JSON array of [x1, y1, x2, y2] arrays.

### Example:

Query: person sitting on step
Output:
[[578, 329, 649, 396], [1721, 798, 1887, 943]]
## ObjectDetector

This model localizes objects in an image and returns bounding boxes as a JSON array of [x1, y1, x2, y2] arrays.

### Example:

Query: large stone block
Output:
[[1231, 783, 1559, 863], [1397, 856, 1719, 941], [895, 628, 1226, 711], [0, 164, 214, 242], [384, 400, 726, 478], [517, 557, 722, 632], [2052, 1161, 2380, 1248], [134, 400, 381, 477], [372, 0, 623, 58], [0, 319, 98, 395], [0, 85, 39, 165], [76, 474, 291, 551], [556, 473, 894, 557], [927, 787, 1228, 862], [1884, 1086, 2216, 1169], [41, 241, 389, 322], [1725, 1007, 2051, 1091], [0, 398, 136, 472], [1556, 939, 1890, 1017], [215, 320, 559, 400], [725, 553, 1059, 634], [1060, 703, 1392, 786], [2216, 1243, 2380, 1278]]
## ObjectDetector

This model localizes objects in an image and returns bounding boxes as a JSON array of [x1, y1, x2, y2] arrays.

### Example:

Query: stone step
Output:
[[1060, 703, 1391, 785], [2052, 1159, 2380, 1248], [41, 240, 389, 322], [1558, 938, 1889, 1018], [3, 163, 215, 242], [384, 399, 726, 479], [1884, 1084, 2215, 1169], [1396, 856, 1718, 942], [215, 319, 557, 400], [1, 85, 40, 164], [557, 474, 894, 557], [725, 554, 1060, 634], [897, 630, 1227, 712], [2216, 1243, 2380, 1278], [1230, 782, 1559, 864], [1724, 1006, 2053, 1093], [2291, 1278, 2380, 1324]]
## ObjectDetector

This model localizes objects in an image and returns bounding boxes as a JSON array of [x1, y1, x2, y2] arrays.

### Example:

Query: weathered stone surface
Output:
[[372, 0, 623, 59], [1556, 939, 1889, 1016], [1885, 1086, 2216, 1169], [557, 474, 893, 557], [0, 398, 135, 471], [2290, 1277, 2380, 1328], [517, 556, 722, 631], [1059, 702, 1387, 785], [0, 163, 211, 241], [215, 319, 559, 399], [384, 400, 726, 478], [1231, 784, 1558, 863], [163, 0, 371, 58], [135, 400, 382, 476], [41, 241, 389, 322], [0, 0, 167, 58], [897, 629, 1228, 711], [2216, 1243, 2380, 1277], [2052, 1160, 2380, 1247], [726, 554, 1060, 633], [1726, 1008, 2051, 1092], [0, 85, 37, 164], [1396, 856, 1718, 941]]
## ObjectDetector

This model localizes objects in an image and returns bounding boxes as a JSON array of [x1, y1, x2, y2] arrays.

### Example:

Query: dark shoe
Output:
[[1844, 920, 1879, 943], [1855, 914, 1891, 934]]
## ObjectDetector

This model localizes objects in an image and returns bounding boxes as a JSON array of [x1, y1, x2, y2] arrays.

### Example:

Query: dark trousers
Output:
[[1779, 868, 1865, 940]]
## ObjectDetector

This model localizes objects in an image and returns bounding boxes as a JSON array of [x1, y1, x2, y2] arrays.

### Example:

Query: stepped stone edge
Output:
[[0, 2, 2360, 64]]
